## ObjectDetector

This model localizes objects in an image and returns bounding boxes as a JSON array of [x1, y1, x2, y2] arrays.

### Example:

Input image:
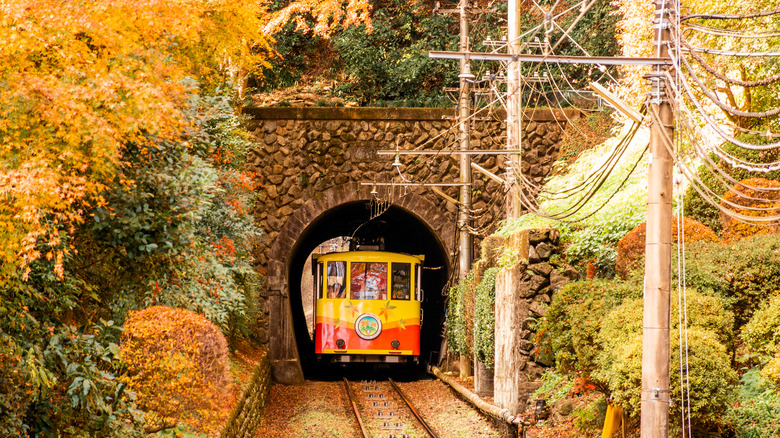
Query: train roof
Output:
[[313, 250, 425, 264]]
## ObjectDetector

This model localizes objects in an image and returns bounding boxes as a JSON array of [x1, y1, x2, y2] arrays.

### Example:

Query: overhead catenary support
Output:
[[641, 0, 674, 436], [471, 162, 506, 185], [360, 182, 470, 187], [378, 149, 524, 155], [429, 51, 673, 65], [457, 0, 474, 380], [590, 82, 645, 123]]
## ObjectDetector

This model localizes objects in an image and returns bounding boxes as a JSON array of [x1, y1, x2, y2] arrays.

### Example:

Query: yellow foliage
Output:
[[763, 353, 780, 387], [611, 0, 653, 106], [120, 306, 232, 435], [720, 178, 780, 241]]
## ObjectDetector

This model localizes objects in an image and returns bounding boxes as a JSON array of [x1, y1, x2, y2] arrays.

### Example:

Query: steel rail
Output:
[[343, 378, 371, 438], [388, 378, 440, 438]]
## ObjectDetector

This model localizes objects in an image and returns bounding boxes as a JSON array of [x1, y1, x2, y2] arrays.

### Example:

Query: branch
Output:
[[144, 420, 178, 434]]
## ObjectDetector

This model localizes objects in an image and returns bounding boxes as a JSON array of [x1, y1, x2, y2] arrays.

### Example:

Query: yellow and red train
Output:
[[312, 251, 424, 363]]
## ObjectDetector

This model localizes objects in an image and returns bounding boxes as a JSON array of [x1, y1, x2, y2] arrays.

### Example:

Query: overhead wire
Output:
[[668, 63, 780, 157], [683, 23, 780, 39], [680, 8, 780, 22], [679, 36, 780, 87], [650, 102, 780, 225]]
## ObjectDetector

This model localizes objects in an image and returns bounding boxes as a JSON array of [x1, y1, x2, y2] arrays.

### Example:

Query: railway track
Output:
[[343, 378, 440, 438]]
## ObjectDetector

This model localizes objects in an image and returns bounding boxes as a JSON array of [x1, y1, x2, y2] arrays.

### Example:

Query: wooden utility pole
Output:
[[505, 0, 522, 219], [641, 0, 674, 436], [457, 0, 474, 379]]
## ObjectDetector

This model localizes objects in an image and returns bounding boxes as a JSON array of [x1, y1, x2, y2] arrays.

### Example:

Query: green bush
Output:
[[499, 120, 650, 277], [682, 233, 780, 328], [473, 267, 499, 370], [595, 291, 737, 434], [720, 368, 780, 438], [741, 295, 780, 387], [542, 279, 640, 382], [446, 272, 475, 358], [742, 295, 780, 363]]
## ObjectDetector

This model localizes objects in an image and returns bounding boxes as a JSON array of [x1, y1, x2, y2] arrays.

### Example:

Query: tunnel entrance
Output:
[[286, 200, 451, 378]]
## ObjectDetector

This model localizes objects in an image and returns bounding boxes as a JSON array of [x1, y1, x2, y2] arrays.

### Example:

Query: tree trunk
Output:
[[459, 354, 473, 378], [474, 359, 494, 397]]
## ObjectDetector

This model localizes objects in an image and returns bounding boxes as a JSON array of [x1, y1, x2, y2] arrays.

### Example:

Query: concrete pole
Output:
[[641, 0, 673, 436], [457, 0, 474, 379], [505, 0, 522, 219]]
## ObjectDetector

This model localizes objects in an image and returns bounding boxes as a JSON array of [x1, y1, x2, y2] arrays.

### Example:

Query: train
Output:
[[312, 250, 424, 364]]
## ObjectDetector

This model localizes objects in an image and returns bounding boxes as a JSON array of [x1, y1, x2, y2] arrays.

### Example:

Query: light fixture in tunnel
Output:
[[370, 184, 378, 195], [392, 154, 402, 167]]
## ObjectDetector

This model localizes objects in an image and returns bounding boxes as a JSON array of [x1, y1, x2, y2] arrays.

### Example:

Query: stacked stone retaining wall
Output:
[[491, 227, 581, 412], [221, 351, 272, 438]]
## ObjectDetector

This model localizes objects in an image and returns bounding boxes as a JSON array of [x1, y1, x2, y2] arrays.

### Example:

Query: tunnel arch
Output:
[[265, 183, 455, 382]]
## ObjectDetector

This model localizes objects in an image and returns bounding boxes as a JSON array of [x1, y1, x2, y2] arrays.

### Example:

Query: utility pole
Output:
[[457, 0, 474, 379], [505, 0, 522, 219], [458, 0, 472, 281], [641, 0, 673, 436]]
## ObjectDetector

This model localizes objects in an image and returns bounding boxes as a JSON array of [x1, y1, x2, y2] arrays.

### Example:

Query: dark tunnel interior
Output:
[[286, 200, 451, 378]]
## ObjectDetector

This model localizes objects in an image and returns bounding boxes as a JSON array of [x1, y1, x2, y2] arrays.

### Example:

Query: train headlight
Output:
[[391, 339, 400, 350], [336, 338, 346, 349]]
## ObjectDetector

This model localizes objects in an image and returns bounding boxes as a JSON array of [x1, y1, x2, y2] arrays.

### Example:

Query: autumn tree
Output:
[[0, 0, 373, 435]]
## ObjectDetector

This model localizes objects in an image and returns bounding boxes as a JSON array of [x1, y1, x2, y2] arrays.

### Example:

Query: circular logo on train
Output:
[[354, 313, 382, 340]]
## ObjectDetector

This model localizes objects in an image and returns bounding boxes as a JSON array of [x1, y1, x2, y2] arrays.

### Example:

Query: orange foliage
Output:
[[720, 178, 780, 241], [0, 0, 271, 278], [616, 216, 719, 278], [2, 0, 365, 279], [263, 0, 372, 37], [120, 306, 233, 435]]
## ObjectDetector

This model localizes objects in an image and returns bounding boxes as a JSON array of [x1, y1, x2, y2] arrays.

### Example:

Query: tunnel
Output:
[[286, 200, 451, 378]]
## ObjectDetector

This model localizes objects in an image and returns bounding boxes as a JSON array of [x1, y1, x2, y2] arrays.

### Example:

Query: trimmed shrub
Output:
[[595, 290, 736, 434], [615, 216, 718, 278], [683, 233, 780, 328], [543, 279, 641, 383], [742, 295, 780, 386], [120, 306, 230, 434], [720, 178, 780, 241]]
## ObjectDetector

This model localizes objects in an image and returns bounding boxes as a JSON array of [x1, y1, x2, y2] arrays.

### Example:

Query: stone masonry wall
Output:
[[221, 351, 272, 438], [244, 107, 578, 348]]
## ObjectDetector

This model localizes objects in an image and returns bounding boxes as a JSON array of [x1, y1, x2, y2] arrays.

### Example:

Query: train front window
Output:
[[350, 262, 387, 300], [391, 263, 411, 300], [326, 261, 346, 298]]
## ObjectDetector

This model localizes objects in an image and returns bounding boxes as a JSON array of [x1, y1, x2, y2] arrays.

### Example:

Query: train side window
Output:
[[326, 261, 346, 298], [350, 262, 387, 300], [391, 263, 411, 300]]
